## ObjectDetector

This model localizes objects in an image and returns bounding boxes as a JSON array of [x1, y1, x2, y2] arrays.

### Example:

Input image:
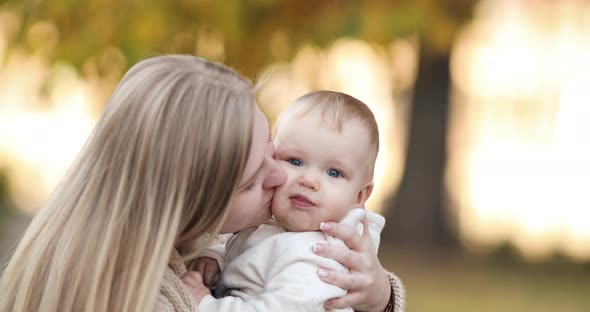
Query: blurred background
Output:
[[0, 0, 589, 310]]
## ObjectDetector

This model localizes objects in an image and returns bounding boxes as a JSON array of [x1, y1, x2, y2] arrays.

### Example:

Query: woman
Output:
[[0, 55, 403, 312]]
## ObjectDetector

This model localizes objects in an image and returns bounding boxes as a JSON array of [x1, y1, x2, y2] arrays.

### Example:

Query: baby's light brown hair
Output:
[[277, 90, 380, 182]]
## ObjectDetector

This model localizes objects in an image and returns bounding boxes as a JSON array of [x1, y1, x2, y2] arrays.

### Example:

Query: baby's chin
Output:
[[273, 214, 320, 232], [282, 223, 320, 232]]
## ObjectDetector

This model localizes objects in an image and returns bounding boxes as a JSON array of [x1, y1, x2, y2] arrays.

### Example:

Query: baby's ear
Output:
[[355, 182, 374, 207]]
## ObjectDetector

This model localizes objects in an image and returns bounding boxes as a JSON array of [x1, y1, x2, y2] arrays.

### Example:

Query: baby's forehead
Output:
[[275, 114, 371, 163], [279, 105, 361, 132]]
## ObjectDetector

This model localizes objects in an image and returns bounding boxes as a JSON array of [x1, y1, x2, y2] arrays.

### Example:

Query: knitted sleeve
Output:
[[387, 271, 405, 312], [154, 265, 197, 312]]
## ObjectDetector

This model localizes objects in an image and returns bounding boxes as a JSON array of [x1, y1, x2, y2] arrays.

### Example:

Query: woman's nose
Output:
[[298, 173, 319, 191], [262, 158, 286, 189]]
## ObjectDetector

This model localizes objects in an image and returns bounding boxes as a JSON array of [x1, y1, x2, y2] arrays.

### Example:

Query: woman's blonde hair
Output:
[[0, 55, 256, 312]]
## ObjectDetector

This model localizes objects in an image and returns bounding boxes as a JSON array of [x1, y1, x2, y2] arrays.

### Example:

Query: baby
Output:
[[189, 90, 385, 311]]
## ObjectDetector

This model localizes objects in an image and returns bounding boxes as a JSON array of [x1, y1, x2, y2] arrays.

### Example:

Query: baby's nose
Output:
[[298, 173, 320, 191]]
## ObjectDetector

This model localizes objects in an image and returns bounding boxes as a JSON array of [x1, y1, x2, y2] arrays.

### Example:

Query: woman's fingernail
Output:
[[317, 268, 329, 278], [320, 222, 332, 231], [312, 243, 325, 253]]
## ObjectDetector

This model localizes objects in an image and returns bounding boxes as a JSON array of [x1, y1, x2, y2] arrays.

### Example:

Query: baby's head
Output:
[[271, 90, 379, 231]]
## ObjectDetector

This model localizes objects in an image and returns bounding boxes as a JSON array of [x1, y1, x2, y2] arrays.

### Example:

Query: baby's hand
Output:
[[182, 271, 211, 304], [190, 257, 220, 287]]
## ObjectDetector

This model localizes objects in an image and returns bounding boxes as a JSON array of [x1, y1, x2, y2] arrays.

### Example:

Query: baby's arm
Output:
[[190, 257, 220, 287], [198, 261, 348, 312], [197, 232, 352, 312], [187, 234, 232, 286]]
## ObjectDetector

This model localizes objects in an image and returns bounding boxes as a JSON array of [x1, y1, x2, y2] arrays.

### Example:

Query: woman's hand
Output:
[[314, 218, 391, 312], [182, 271, 211, 305]]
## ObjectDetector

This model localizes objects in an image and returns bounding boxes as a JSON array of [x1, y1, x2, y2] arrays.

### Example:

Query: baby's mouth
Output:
[[289, 194, 315, 208]]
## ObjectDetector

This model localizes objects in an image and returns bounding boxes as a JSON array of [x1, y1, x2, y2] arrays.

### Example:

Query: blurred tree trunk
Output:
[[383, 43, 459, 250]]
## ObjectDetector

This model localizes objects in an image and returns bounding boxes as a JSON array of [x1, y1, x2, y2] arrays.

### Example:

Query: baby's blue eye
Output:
[[327, 169, 342, 178], [288, 159, 302, 167]]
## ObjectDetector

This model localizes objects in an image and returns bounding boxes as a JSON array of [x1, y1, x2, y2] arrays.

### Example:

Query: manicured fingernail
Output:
[[320, 222, 331, 231], [317, 268, 329, 278], [312, 243, 325, 253]]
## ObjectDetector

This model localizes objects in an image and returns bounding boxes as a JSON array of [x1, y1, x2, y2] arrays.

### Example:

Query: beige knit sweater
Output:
[[154, 250, 197, 312], [154, 250, 405, 312]]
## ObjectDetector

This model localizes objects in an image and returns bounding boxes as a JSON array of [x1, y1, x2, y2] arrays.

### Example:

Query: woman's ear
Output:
[[355, 183, 374, 207]]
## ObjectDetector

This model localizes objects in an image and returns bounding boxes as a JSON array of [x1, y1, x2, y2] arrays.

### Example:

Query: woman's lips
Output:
[[290, 194, 315, 209]]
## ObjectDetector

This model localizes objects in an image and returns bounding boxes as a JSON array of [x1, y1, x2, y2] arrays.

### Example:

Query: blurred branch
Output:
[[1, 0, 475, 77]]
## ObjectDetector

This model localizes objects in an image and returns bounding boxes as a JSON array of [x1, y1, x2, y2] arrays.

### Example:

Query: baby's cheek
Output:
[[330, 197, 355, 219]]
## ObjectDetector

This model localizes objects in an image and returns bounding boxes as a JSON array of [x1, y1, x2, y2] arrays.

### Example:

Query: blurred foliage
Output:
[[1, 0, 474, 78], [0, 167, 17, 218], [380, 248, 590, 312], [488, 241, 590, 267], [0, 168, 8, 207]]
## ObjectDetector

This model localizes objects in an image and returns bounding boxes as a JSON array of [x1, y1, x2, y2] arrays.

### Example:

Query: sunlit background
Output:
[[448, 0, 590, 261], [1, 0, 589, 311]]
